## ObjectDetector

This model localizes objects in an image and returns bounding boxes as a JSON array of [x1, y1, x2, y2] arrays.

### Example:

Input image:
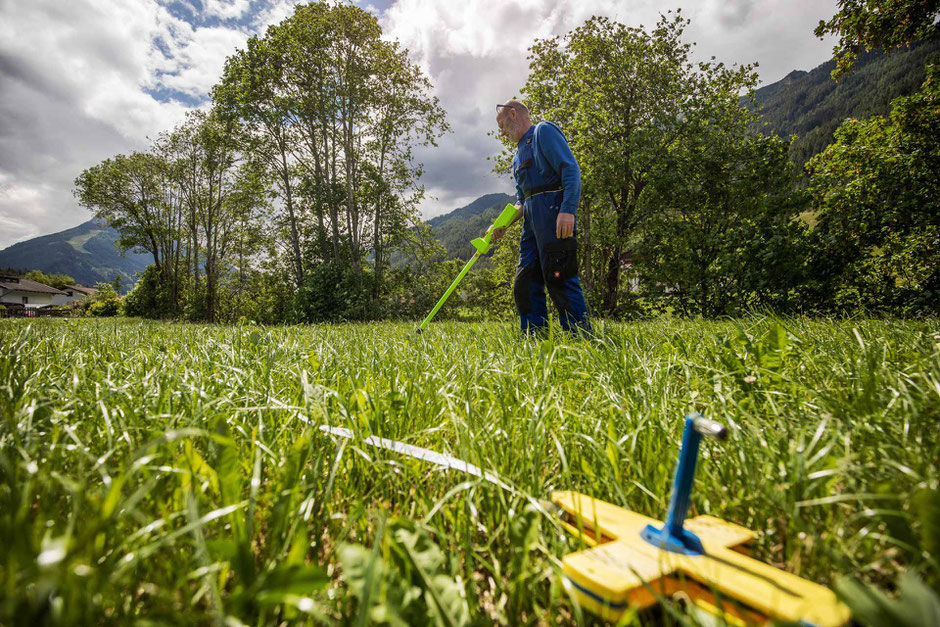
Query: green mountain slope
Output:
[[751, 38, 940, 168], [427, 192, 515, 260], [0, 219, 151, 291]]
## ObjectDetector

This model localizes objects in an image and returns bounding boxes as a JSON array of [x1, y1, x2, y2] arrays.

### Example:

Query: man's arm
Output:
[[534, 122, 581, 215]]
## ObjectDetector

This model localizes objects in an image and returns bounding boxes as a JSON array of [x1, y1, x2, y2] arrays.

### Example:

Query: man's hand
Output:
[[492, 204, 523, 241], [556, 212, 575, 239]]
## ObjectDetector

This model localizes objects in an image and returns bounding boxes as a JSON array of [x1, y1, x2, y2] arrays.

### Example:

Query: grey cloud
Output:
[[0, 72, 140, 247], [716, 0, 755, 28], [0, 51, 74, 102]]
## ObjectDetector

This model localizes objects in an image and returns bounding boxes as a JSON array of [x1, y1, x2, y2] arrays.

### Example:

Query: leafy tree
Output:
[[161, 110, 266, 323], [806, 65, 940, 313], [86, 282, 121, 317], [214, 1, 446, 305], [816, 0, 940, 79], [520, 12, 758, 314], [214, 22, 307, 286], [74, 152, 185, 314], [638, 87, 809, 315], [123, 265, 172, 318], [23, 270, 74, 290]]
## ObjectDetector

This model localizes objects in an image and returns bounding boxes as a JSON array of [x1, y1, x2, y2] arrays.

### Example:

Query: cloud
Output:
[[380, 0, 838, 219], [711, 0, 755, 28], [0, 0, 307, 248], [0, 0, 839, 248]]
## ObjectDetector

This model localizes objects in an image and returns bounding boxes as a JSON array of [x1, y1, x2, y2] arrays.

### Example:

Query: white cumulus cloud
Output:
[[0, 0, 838, 248]]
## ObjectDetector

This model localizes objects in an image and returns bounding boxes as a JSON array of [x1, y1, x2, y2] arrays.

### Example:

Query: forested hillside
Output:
[[751, 37, 940, 167], [0, 218, 148, 290], [427, 193, 515, 260]]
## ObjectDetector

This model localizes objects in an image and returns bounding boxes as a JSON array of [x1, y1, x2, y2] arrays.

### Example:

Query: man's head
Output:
[[496, 99, 532, 144]]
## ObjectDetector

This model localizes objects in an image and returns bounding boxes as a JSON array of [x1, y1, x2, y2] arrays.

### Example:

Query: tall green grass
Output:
[[1, 317, 937, 624]]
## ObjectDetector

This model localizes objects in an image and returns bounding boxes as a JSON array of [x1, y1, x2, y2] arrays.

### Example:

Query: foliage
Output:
[[23, 270, 74, 290], [86, 298, 120, 317], [815, 0, 940, 79], [637, 86, 809, 316], [84, 282, 122, 317], [1, 317, 937, 624], [523, 13, 794, 315], [339, 519, 470, 626], [293, 263, 377, 323], [806, 65, 940, 314], [213, 1, 447, 297], [750, 37, 940, 170], [123, 264, 174, 319], [520, 12, 695, 314]]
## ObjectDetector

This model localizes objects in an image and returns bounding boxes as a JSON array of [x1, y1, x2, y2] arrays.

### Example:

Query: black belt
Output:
[[523, 185, 562, 200]]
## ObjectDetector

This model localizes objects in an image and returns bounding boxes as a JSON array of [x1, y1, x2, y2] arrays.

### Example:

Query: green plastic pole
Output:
[[417, 203, 519, 331]]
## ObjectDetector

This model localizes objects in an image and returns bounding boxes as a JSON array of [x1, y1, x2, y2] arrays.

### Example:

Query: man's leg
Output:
[[542, 254, 591, 332], [514, 216, 548, 333], [529, 196, 591, 332]]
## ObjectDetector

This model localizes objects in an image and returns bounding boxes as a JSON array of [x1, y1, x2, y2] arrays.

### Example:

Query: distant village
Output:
[[0, 275, 98, 316]]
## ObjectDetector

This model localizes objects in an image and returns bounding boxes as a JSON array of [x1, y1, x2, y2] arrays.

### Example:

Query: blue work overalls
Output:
[[512, 122, 591, 333]]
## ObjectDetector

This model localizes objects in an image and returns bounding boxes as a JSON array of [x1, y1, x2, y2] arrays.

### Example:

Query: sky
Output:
[[0, 0, 839, 249]]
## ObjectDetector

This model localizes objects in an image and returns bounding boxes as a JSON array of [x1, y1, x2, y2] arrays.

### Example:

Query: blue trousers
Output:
[[513, 193, 591, 333]]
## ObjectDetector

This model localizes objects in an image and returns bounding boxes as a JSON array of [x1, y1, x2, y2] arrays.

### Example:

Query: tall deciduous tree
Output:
[[74, 152, 185, 313], [806, 65, 940, 313], [521, 11, 754, 314], [165, 110, 264, 323], [214, 1, 446, 314], [638, 76, 808, 315], [213, 31, 306, 287], [816, 0, 940, 80]]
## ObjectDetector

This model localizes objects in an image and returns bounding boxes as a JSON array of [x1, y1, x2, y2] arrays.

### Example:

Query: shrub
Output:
[[88, 298, 121, 317]]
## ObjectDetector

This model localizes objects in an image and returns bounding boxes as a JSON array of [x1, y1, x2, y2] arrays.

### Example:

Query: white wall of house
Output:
[[52, 291, 88, 306], [0, 290, 58, 309]]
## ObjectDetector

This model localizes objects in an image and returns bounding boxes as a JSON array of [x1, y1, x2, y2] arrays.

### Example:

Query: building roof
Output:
[[0, 276, 67, 295], [65, 285, 98, 296]]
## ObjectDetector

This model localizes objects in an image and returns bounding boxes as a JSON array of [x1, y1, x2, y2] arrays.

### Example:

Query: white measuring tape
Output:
[[318, 424, 513, 491]]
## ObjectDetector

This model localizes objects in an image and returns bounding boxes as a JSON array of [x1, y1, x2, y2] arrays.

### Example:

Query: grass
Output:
[[1, 316, 938, 625]]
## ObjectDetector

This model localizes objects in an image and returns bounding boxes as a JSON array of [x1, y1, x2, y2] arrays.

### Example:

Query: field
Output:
[[1, 317, 938, 625]]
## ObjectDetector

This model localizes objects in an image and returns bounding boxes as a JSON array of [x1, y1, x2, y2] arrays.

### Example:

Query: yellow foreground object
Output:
[[552, 491, 850, 626]]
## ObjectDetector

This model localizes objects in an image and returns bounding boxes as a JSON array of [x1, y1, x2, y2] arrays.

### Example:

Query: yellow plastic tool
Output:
[[551, 416, 850, 626]]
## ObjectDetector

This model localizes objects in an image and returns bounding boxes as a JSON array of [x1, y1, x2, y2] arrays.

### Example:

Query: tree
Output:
[[23, 270, 74, 290], [637, 82, 808, 315], [806, 65, 940, 313], [520, 11, 766, 314], [816, 0, 940, 79], [74, 152, 185, 314], [214, 2, 446, 308], [162, 110, 264, 323], [214, 27, 307, 287]]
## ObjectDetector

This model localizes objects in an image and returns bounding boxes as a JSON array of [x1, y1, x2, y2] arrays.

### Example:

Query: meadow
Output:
[[1, 316, 938, 625]]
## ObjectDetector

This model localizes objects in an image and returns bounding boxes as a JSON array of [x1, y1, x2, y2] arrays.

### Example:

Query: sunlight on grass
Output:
[[1, 317, 937, 624]]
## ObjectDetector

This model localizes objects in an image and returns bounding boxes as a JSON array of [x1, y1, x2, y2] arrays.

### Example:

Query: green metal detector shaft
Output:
[[417, 203, 520, 331]]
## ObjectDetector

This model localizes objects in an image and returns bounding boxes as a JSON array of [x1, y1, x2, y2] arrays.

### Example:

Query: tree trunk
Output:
[[580, 196, 592, 292]]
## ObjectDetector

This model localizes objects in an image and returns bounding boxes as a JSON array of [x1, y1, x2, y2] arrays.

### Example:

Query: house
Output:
[[58, 284, 99, 305], [0, 275, 67, 309]]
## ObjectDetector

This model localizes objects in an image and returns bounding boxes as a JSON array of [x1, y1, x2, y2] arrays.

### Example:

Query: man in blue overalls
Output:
[[493, 100, 591, 334]]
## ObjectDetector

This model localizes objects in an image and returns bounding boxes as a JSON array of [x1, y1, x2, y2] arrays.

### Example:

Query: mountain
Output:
[[0, 218, 151, 292], [427, 192, 515, 260], [750, 37, 940, 168]]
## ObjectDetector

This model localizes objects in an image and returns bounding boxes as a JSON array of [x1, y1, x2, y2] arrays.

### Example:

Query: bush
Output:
[[123, 265, 173, 318], [293, 263, 377, 322], [87, 298, 121, 317]]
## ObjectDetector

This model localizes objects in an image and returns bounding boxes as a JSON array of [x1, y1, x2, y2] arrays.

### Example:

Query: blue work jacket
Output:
[[512, 122, 581, 215]]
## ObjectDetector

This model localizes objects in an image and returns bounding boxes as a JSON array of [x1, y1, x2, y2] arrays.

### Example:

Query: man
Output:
[[493, 100, 591, 333]]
